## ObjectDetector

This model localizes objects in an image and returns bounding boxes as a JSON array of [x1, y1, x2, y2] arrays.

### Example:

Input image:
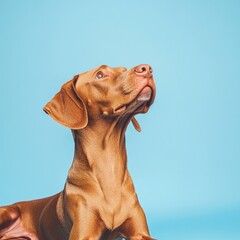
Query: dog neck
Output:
[[66, 117, 131, 195]]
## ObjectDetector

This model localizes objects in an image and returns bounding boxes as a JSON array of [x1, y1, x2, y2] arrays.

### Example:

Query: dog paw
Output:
[[127, 235, 157, 240]]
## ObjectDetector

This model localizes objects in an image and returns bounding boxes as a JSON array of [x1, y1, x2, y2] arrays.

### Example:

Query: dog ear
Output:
[[131, 117, 141, 132], [43, 75, 88, 130]]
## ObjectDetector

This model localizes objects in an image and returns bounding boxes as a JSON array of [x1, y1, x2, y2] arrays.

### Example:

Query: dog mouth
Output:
[[113, 86, 153, 114], [137, 86, 152, 102]]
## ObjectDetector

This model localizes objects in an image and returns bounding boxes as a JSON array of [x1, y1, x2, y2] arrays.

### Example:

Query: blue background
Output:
[[0, 0, 240, 239]]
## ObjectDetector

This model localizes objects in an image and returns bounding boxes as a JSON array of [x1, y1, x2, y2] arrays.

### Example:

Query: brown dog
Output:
[[0, 64, 156, 240]]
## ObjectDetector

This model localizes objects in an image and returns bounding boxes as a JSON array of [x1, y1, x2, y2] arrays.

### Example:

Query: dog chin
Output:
[[137, 86, 152, 100], [113, 86, 153, 116]]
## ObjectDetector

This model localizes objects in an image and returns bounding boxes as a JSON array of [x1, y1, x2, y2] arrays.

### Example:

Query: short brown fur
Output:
[[0, 64, 156, 240]]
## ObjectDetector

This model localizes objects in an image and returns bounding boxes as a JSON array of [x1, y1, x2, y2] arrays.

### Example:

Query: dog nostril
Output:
[[135, 64, 152, 75]]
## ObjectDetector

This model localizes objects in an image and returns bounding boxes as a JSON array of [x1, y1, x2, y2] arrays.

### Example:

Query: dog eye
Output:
[[96, 71, 105, 80]]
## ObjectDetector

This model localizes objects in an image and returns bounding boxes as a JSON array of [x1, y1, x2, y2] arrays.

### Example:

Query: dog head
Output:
[[43, 64, 156, 131]]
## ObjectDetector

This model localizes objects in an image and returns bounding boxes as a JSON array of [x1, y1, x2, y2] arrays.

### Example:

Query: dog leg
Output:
[[68, 210, 105, 240], [119, 206, 156, 240]]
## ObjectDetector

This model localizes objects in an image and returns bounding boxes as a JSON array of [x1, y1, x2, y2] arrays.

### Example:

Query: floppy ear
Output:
[[43, 76, 88, 130]]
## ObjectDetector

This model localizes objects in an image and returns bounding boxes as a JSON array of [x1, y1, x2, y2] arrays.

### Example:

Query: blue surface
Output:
[[1, 0, 240, 239]]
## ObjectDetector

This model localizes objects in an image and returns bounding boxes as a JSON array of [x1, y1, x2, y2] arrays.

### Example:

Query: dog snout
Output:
[[134, 64, 152, 77]]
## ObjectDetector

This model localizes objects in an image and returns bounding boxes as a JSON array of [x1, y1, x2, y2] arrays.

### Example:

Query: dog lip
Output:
[[113, 101, 133, 114], [137, 86, 152, 101], [113, 85, 154, 114], [146, 79, 156, 107]]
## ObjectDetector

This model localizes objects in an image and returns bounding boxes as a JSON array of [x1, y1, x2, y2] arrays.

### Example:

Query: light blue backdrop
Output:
[[0, 0, 240, 239]]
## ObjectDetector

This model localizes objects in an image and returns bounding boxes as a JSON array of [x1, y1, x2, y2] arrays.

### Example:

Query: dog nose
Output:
[[134, 64, 152, 77]]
